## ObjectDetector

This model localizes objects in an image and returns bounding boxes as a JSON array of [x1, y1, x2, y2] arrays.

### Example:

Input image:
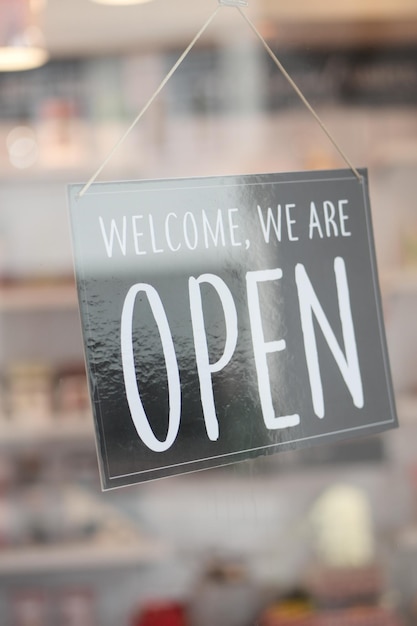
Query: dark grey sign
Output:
[[69, 169, 397, 490]]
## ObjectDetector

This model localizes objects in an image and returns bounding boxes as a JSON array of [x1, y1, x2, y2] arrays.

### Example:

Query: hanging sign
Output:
[[69, 169, 397, 490]]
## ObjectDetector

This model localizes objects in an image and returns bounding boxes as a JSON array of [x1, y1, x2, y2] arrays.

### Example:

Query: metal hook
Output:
[[218, 0, 248, 7]]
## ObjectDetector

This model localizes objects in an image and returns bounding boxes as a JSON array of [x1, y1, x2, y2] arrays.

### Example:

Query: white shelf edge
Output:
[[0, 283, 78, 312], [397, 527, 417, 551], [396, 393, 417, 425], [0, 540, 168, 576], [1, 270, 416, 312], [0, 417, 94, 446], [381, 269, 417, 297]]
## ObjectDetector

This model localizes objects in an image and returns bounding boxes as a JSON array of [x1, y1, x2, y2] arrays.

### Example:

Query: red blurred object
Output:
[[132, 601, 188, 626]]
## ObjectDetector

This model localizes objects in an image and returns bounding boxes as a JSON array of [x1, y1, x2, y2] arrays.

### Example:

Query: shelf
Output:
[[381, 269, 417, 297], [1, 271, 414, 311], [396, 393, 417, 425], [0, 416, 94, 448], [0, 540, 168, 576], [397, 526, 417, 551], [1, 270, 416, 313], [0, 283, 78, 312]]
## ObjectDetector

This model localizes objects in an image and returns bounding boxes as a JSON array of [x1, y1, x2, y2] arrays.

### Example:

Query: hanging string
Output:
[[79, 1, 361, 198], [235, 6, 362, 181], [79, 5, 221, 197]]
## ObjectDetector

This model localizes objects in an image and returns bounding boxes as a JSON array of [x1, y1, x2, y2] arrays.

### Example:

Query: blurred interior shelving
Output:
[[0, 264, 416, 318], [0, 5, 416, 623], [0, 417, 94, 449], [396, 394, 417, 426], [381, 269, 417, 298], [0, 540, 167, 577], [0, 282, 78, 312]]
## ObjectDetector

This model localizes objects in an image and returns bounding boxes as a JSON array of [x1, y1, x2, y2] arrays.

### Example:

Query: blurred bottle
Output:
[[188, 556, 261, 626], [57, 589, 96, 626], [11, 590, 50, 626]]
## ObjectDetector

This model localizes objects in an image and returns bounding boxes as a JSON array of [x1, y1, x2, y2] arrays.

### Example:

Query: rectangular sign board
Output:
[[68, 169, 397, 490]]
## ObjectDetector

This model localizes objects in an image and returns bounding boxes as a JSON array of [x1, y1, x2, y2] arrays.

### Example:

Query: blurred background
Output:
[[0, 0, 417, 624]]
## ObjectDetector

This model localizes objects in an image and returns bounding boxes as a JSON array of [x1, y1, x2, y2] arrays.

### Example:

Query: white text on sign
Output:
[[98, 199, 352, 258], [120, 257, 363, 453]]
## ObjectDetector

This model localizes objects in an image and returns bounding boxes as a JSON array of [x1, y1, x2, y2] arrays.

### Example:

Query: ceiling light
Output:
[[91, 0, 153, 5], [0, 0, 49, 72]]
